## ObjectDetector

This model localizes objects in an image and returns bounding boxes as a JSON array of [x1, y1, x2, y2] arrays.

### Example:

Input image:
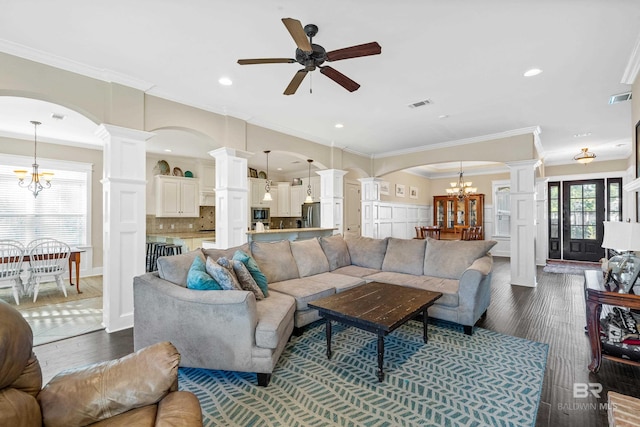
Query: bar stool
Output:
[[149, 242, 168, 272], [163, 244, 182, 256]]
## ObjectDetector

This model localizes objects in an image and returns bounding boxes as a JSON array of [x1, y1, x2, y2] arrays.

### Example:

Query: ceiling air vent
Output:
[[408, 99, 433, 109], [609, 92, 632, 104]]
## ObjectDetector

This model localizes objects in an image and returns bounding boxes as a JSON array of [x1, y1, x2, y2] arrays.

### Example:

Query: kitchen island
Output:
[[147, 231, 216, 251], [247, 227, 337, 243]]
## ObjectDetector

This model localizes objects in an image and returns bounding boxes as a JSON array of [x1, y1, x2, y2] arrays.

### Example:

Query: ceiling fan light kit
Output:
[[238, 18, 381, 95]]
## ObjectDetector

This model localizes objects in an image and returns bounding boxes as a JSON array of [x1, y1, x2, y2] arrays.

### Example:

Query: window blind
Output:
[[0, 164, 88, 247]]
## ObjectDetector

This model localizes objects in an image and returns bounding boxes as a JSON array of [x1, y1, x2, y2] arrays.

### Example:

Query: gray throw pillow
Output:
[[381, 237, 426, 276], [231, 260, 265, 300], [205, 257, 242, 290], [423, 237, 497, 279], [344, 234, 388, 270], [319, 234, 351, 271], [250, 240, 300, 283], [290, 238, 330, 277]]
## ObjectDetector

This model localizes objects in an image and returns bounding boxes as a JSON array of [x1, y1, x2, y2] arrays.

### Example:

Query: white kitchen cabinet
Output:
[[290, 185, 304, 217], [277, 182, 291, 216], [155, 175, 199, 217], [198, 163, 215, 206], [301, 176, 321, 202], [250, 178, 270, 206]]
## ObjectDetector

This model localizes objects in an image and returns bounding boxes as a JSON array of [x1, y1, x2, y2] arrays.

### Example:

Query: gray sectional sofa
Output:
[[133, 234, 496, 386]]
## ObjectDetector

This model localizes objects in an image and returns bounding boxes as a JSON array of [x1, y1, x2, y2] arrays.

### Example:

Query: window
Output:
[[0, 155, 92, 247], [493, 180, 510, 237], [607, 178, 622, 222]]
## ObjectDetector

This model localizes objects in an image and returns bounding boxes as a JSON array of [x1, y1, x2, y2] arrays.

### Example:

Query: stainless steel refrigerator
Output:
[[301, 202, 321, 228]]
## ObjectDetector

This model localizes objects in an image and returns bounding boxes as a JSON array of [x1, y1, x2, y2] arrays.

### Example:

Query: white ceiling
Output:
[[0, 0, 639, 176]]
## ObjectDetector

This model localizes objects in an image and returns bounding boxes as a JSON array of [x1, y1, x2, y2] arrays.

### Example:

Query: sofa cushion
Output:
[[232, 260, 265, 300], [332, 265, 381, 278], [157, 250, 204, 287], [250, 241, 300, 283], [205, 257, 242, 290], [344, 234, 388, 269], [319, 234, 351, 271], [233, 250, 269, 297], [202, 243, 250, 261], [381, 237, 426, 276], [423, 238, 498, 279], [307, 272, 366, 293], [186, 256, 222, 290], [366, 271, 459, 307], [268, 278, 336, 311], [255, 291, 296, 349], [290, 238, 330, 277]]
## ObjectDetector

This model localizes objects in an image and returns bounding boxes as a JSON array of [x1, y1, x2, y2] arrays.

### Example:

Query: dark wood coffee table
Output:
[[307, 281, 442, 382]]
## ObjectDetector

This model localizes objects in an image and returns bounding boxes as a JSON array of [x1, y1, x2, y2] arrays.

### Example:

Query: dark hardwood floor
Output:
[[33, 257, 640, 426]]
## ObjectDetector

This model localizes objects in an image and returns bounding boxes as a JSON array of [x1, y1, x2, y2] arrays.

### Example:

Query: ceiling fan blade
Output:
[[284, 69, 308, 95], [326, 42, 382, 62], [237, 58, 295, 65], [319, 66, 360, 92], [282, 18, 312, 52]]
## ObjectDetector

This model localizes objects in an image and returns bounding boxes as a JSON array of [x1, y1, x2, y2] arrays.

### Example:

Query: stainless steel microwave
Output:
[[251, 207, 270, 222]]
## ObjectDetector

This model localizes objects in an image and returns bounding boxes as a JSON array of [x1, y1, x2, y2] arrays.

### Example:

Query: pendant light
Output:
[[262, 150, 272, 202], [304, 159, 314, 203], [14, 121, 53, 198]]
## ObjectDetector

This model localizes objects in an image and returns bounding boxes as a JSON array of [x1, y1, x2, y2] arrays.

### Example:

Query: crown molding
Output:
[[622, 33, 640, 84], [373, 126, 542, 159], [0, 39, 155, 91]]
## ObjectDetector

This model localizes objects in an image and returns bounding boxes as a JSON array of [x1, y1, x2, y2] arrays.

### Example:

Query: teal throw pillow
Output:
[[233, 250, 269, 297], [186, 256, 222, 290]]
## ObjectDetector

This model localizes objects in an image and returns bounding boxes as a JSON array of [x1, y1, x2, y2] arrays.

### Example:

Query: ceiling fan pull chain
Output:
[[310, 72, 313, 94]]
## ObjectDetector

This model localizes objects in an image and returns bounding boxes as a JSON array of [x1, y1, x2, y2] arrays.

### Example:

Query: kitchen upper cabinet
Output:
[[290, 185, 304, 217], [155, 175, 199, 217], [301, 176, 321, 202], [250, 178, 271, 207], [277, 182, 291, 216], [198, 163, 215, 206]]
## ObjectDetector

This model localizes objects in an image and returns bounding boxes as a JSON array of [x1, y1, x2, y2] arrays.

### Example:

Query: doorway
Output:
[[548, 178, 622, 262]]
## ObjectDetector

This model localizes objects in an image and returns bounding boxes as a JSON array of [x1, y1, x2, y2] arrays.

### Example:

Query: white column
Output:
[[96, 124, 154, 332], [316, 169, 348, 234], [358, 177, 383, 238], [507, 160, 541, 287], [209, 147, 252, 249]]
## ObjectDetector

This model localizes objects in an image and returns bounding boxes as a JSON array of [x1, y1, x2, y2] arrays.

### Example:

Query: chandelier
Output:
[[14, 121, 53, 198], [445, 162, 476, 201], [262, 150, 272, 202], [573, 147, 596, 164], [304, 159, 314, 203]]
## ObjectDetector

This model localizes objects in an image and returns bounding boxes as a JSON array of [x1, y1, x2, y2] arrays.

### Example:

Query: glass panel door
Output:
[[562, 180, 604, 261], [468, 198, 478, 226], [548, 182, 561, 259], [436, 199, 445, 227], [447, 199, 455, 229]]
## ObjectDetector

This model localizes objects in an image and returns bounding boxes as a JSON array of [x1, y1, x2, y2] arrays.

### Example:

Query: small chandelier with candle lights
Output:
[[445, 162, 476, 201], [14, 121, 53, 198]]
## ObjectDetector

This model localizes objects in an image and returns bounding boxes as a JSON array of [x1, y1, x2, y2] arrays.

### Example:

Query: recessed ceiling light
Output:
[[573, 132, 592, 138], [164, 149, 172, 152], [335, 123, 344, 128], [51, 113, 66, 120], [523, 68, 543, 77], [438, 114, 449, 119], [218, 77, 233, 86]]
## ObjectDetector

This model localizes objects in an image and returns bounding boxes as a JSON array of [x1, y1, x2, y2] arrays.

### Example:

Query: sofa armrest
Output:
[[133, 273, 259, 372], [457, 255, 493, 325], [38, 342, 180, 427], [156, 391, 203, 427]]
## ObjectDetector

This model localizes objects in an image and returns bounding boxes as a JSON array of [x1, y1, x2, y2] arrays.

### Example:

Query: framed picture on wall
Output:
[[396, 184, 406, 197], [409, 186, 418, 199], [249, 167, 258, 178], [379, 181, 390, 195]]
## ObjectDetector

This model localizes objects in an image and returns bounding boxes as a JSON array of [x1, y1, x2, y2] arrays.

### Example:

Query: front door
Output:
[[562, 179, 605, 261]]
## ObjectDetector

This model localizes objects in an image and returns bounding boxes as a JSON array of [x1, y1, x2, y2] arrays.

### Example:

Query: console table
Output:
[[584, 269, 640, 372]]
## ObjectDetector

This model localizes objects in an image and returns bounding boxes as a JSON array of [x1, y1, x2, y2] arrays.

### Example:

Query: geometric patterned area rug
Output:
[[179, 320, 548, 426]]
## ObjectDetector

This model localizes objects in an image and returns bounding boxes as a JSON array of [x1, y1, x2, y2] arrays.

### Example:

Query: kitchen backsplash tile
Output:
[[147, 206, 215, 232]]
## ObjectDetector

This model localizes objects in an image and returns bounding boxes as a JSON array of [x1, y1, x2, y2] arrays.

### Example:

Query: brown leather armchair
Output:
[[0, 301, 203, 427]]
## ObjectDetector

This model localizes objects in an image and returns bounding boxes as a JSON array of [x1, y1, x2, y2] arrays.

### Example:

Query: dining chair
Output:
[[414, 226, 426, 239], [26, 239, 71, 302], [0, 240, 26, 304], [422, 226, 441, 240]]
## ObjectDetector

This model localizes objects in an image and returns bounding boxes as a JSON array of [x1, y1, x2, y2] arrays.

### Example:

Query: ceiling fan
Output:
[[237, 18, 381, 95]]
